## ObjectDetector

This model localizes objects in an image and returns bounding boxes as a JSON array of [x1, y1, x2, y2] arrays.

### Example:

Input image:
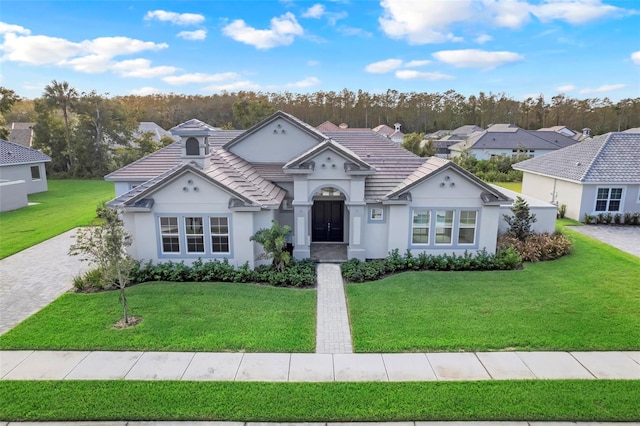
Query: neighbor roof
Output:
[[0, 139, 51, 166], [8, 123, 34, 147], [449, 125, 578, 152], [513, 132, 640, 183]]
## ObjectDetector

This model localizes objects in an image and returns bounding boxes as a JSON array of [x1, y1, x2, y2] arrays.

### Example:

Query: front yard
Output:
[[347, 226, 640, 352]]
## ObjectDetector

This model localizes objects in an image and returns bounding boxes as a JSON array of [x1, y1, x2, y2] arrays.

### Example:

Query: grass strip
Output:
[[0, 180, 115, 259], [0, 282, 316, 352], [1, 380, 639, 422]]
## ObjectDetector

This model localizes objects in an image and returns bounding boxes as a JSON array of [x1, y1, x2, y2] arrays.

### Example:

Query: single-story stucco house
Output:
[[513, 132, 640, 221], [105, 111, 555, 267], [0, 139, 51, 212]]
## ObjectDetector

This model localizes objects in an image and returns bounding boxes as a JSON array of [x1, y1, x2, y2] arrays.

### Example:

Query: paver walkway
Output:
[[2, 350, 638, 381], [0, 229, 89, 335], [569, 224, 640, 258], [315, 263, 353, 354]]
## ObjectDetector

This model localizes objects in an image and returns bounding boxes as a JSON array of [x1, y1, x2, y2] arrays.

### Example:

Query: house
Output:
[[8, 122, 35, 147], [0, 139, 51, 212], [513, 132, 640, 221], [106, 111, 527, 268], [423, 125, 485, 158], [537, 125, 591, 141], [448, 123, 579, 160], [372, 123, 404, 143]]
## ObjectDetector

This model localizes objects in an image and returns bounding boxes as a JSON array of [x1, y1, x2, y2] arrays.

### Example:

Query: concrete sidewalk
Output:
[[2, 350, 639, 381]]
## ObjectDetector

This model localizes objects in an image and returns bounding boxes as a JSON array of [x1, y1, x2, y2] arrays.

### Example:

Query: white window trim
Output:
[[411, 209, 431, 245], [210, 216, 231, 254], [185, 217, 205, 254], [594, 186, 624, 212], [159, 216, 181, 254], [457, 210, 478, 246], [435, 210, 455, 245], [156, 214, 233, 258], [409, 208, 480, 249]]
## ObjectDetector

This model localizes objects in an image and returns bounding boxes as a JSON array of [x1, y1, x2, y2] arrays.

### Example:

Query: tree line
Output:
[[1, 82, 638, 179]]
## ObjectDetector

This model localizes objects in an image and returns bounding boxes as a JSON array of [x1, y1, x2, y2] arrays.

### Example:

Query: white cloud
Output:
[[632, 51, 640, 65], [59, 55, 111, 73], [302, 4, 325, 18], [556, 84, 576, 92], [144, 10, 205, 26], [286, 76, 320, 88], [177, 30, 207, 41], [532, 0, 624, 24], [579, 84, 626, 94], [379, 0, 474, 44], [163, 72, 241, 85], [395, 70, 454, 80], [222, 12, 303, 49], [204, 80, 261, 92], [337, 26, 372, 37], [0, 22, 30, 35], [484, 0, 532, 29], [1, 33, 82, 65], [433, 49, 524, 69], [111, 59, 178, 78], [475, 34, 493, 44], [365, 58, 403, 73], [404, 60, 431, 68], [131, 87, 164, 96], [307, 60, 320, 66]]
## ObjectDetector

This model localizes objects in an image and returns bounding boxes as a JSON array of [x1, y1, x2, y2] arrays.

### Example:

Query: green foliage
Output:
[[503, 196, 537, 240], [498, 232, 573, 262], [558, 203, 567, 219], [72, 268, 105, 291], [232, 97, 276, 128], [131, 258, 315, 288], [250, 220, 292, 272], [32, 99, 69, 175], [341, 248, 522, 283], [453, 152, 525, 182], [0, 86, 19, 139]]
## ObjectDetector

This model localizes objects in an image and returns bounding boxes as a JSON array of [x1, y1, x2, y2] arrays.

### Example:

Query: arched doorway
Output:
[[311, 186, 345, 242]]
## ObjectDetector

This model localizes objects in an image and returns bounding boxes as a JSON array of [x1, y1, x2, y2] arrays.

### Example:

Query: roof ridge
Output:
[[579, 133, 610, 181]]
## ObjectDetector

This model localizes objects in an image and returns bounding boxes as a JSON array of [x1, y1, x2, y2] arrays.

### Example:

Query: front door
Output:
[[312, 200, 344, 242]]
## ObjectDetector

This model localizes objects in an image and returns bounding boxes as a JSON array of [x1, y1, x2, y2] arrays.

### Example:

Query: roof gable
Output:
[[283, 139, 373, 173], [0, 139, 51, 166], [170, 118, 220, 136]]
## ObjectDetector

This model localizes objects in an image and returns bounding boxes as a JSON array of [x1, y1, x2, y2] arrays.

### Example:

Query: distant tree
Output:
[[421, 139, 436, 157], [0, 87, 19, 139], [43, 80, 78, 170], [232, 98, 276, 128], [70, 205, 136, 326], [401, 132, 427, 156], [32, 99, 68, 174]]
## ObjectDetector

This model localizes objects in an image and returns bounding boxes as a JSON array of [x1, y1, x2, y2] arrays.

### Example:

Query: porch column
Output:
[[346, 202, 366, 260], [292, 202, 311, 259]]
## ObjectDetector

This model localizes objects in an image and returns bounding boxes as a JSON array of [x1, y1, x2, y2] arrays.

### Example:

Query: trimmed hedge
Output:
[[341, 248, 522, 283], [497, 231, 573, 262], [129, 258, 316, 288]]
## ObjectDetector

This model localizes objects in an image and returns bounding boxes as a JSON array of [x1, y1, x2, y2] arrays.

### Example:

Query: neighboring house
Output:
[[8, 122, 35, 147], [0, 139, 51, 212], [513, 132, 640, 221], [105, 111, 531, 268], [538, 125, 591, 141], [449, 124, 579, 160], [136, 122, 179, 143], [372, 123, 404, 143]]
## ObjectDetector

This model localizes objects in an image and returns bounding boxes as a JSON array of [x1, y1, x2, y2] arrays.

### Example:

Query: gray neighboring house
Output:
[[449, 123, 579, 160], [0, 139, 51, 212], [8, 122, 35, 147], [104, 111, 559, 267], [136, 122, 179, 143], [513, 132, 640, 221]]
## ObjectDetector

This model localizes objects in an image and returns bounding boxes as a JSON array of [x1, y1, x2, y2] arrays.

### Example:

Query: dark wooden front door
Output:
[[312, 201, 344, 242]]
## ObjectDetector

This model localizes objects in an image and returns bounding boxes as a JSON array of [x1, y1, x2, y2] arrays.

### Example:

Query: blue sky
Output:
[[1, 0, 639, 102]]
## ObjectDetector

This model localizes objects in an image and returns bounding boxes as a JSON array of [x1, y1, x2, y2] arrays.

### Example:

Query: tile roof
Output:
[[170, 118, 220, 135], [513, 132, 640, 183], [137, 122, 178, 142], [104, 142, 183, 181], [8, 123, 34, 147], [0, 139, 51, 166], [316, 121, 341, 132]]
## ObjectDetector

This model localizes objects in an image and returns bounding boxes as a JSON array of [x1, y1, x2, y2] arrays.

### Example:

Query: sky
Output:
[[1, 0, 639, 102]]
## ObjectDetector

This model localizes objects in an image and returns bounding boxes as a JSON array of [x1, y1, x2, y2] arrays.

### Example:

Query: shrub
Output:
[[497, 231, 573, 262], [250, 220, 292, 272], [503, 196, 537, 240], [558, 204, 567, 219], [73, 268, 106, 291]]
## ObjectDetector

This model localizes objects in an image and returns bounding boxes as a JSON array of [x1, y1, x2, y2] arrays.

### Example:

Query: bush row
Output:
[[130, 258, 316, 287], [583, 211, 640, 225], [497, 232, 573, 262], [341, 247, 523, 283]]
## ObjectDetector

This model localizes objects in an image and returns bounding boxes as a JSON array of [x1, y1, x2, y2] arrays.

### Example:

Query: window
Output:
[[185, 137, 199, 156], [159, 217, 180, 253], [30, 166, 40, 180], [411, 210, 430, 244], [210, 217, 230, 253], [370, 207, 384, 221], [595, 188, 623, 212], [185, 217, 205, 253], [435, 210, 454, 244], [458, 210, 477, 244]]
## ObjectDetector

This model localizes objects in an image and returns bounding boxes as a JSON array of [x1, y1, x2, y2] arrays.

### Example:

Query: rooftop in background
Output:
[[7, 123, 34, 148], [0, 139, 51, 166]]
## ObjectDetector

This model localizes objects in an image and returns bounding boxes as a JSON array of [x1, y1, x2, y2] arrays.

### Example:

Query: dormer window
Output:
[[185, 137, 199, 156]]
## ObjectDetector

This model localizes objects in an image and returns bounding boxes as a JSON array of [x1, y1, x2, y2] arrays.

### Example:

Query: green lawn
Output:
[[347, 227, 640, 352], [1, 381, 638, 422], [490, 181, 522, 192], [0, 282, 316, 352], [0, 179, 115, 259]]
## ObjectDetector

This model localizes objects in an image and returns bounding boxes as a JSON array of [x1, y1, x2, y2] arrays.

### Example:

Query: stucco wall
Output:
[[496, 186, 557, 234], [0, 180, 28, 212], [521, 173, 584, 220], [581, 184, 640, 216], [228, 117, 319, 163], [0, 163, 48, 194]]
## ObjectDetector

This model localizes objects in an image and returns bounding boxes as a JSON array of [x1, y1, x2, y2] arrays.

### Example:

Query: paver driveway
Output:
[[569, 224, 640, 257], [0, 229, 89, 335]]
